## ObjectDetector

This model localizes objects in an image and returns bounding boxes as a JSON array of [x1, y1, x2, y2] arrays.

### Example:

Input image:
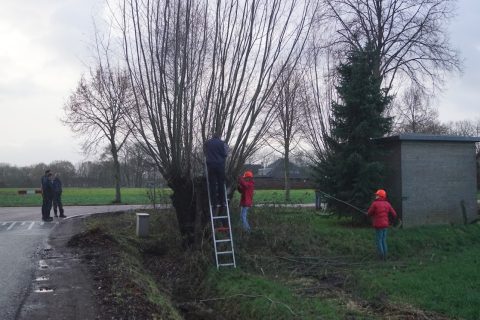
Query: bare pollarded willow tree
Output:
[[115, 0, 315, 246]]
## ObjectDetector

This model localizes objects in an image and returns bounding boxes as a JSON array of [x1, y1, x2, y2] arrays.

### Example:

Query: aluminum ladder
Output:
[[205, 162, 236, 269]]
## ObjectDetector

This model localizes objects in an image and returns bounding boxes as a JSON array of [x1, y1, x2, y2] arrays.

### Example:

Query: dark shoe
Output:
[[42, 217, 53, 222], [54, 214, 58, 217], [59, 215, 67, 218]]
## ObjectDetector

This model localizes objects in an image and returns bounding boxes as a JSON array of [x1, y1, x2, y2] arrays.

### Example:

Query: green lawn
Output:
[[252, 189, 315, 204], [0, 188, 477, 207], [0, 188, 315, 207], [0, 188, 154, 206], [207, 208, 480, 319]]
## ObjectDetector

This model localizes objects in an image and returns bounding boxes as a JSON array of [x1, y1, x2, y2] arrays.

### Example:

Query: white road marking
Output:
[[7, 222, 16, 230], [0, 220, 56, 232]]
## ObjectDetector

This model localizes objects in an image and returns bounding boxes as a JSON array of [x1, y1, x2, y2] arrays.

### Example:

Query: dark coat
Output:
[[42, 177, 54, 199], [205, 137, 228, 166]]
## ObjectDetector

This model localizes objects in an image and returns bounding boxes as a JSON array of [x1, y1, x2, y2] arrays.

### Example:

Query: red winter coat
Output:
[[367, 198, 397, 229], [238, 177, 254, 207]]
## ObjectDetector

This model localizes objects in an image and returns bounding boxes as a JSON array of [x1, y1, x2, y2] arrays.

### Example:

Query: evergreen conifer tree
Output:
[[316, 44, 392, 216]]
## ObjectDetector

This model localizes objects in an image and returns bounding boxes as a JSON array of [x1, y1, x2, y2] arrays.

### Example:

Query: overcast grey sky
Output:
[[435, 0, 480, 122], [0, 0, 479, 166]]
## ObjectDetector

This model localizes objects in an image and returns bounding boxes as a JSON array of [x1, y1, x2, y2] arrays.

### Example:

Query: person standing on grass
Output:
[[238, 170, 254, 232], [205, 132, 229, 210], [367, 189, 398, 261], [53, 173, 66, 218]]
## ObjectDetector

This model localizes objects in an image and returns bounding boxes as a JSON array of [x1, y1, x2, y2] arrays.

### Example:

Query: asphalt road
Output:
[[0, 205, 149, 320]]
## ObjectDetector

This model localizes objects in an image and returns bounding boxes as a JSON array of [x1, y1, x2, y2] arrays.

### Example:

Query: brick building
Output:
[[376, 134, 480, 227]]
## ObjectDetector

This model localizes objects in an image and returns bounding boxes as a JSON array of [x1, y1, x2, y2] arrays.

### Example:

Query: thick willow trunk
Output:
[[170, 177, 210, 248]]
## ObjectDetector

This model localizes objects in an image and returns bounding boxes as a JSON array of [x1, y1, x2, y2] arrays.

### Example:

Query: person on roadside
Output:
[[205, 132, 229, 210], [366, 189, 398, 261], [41, 171, 54, 222], [53, 173, 66, 218], [237, 170, 255, 232]]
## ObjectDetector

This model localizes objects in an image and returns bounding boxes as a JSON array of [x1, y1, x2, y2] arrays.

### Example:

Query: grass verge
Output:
[[68, 212, 182, 319], [75, 207, 480, 319]]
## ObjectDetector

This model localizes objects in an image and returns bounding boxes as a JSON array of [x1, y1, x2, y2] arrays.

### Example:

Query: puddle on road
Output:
[[38, 260, 48, 269], [34, 287, 54, 293]]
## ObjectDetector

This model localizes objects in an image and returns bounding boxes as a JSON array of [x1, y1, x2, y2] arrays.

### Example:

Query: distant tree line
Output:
[[0, 144, 162, 188]]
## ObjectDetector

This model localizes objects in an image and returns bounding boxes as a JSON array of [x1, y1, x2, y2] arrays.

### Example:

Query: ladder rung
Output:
[[217, 251, 233, 255], [218, 263, 235, 267], [213, 215, 229, 219], [215, 239, 231, 243]]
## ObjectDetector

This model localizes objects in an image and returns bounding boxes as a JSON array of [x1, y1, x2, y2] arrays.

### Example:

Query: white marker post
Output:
[[136, 213, 150, 237]]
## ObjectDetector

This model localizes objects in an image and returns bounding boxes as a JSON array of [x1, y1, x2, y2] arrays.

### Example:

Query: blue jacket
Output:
[[205, 137, 228, 166]]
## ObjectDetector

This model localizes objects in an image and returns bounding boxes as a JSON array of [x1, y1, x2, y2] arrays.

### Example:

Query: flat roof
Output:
[[374, 133, 480, 143]]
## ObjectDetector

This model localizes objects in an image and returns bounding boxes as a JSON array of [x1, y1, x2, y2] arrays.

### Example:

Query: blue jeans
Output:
[[240, 207, 251, 232], [375, 228, 388, 258]]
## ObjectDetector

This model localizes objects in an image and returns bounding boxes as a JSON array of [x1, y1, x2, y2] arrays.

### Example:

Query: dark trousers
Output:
[[53, 194, 64, 216], [207, 163, 226, 207], [42, 196, 53, 219]]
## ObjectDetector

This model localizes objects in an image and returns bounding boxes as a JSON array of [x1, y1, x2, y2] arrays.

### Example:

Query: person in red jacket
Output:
[[367, 189, 398, 260], [238, 171, 255, 232]]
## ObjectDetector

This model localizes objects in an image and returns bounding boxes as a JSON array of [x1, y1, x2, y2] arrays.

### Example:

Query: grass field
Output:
[[212, 210, 480, 319], [0, 187, 476, 207], [0, 188, 315, 207], [0, 188, 154, 206], [81, 207, 480, 319]]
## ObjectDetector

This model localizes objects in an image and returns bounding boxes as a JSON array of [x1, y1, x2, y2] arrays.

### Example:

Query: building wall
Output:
[[381, 143, 403, 218], [400, 141, 478, 227]]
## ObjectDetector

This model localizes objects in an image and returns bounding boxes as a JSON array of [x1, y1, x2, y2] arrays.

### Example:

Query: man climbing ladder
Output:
[[205, 132, 228, 209], [205, 133, 236, 269]]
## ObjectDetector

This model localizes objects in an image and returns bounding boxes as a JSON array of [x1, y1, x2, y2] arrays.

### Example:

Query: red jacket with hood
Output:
[[238, 177, 254, 207], [367, 198, 397, 229]]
